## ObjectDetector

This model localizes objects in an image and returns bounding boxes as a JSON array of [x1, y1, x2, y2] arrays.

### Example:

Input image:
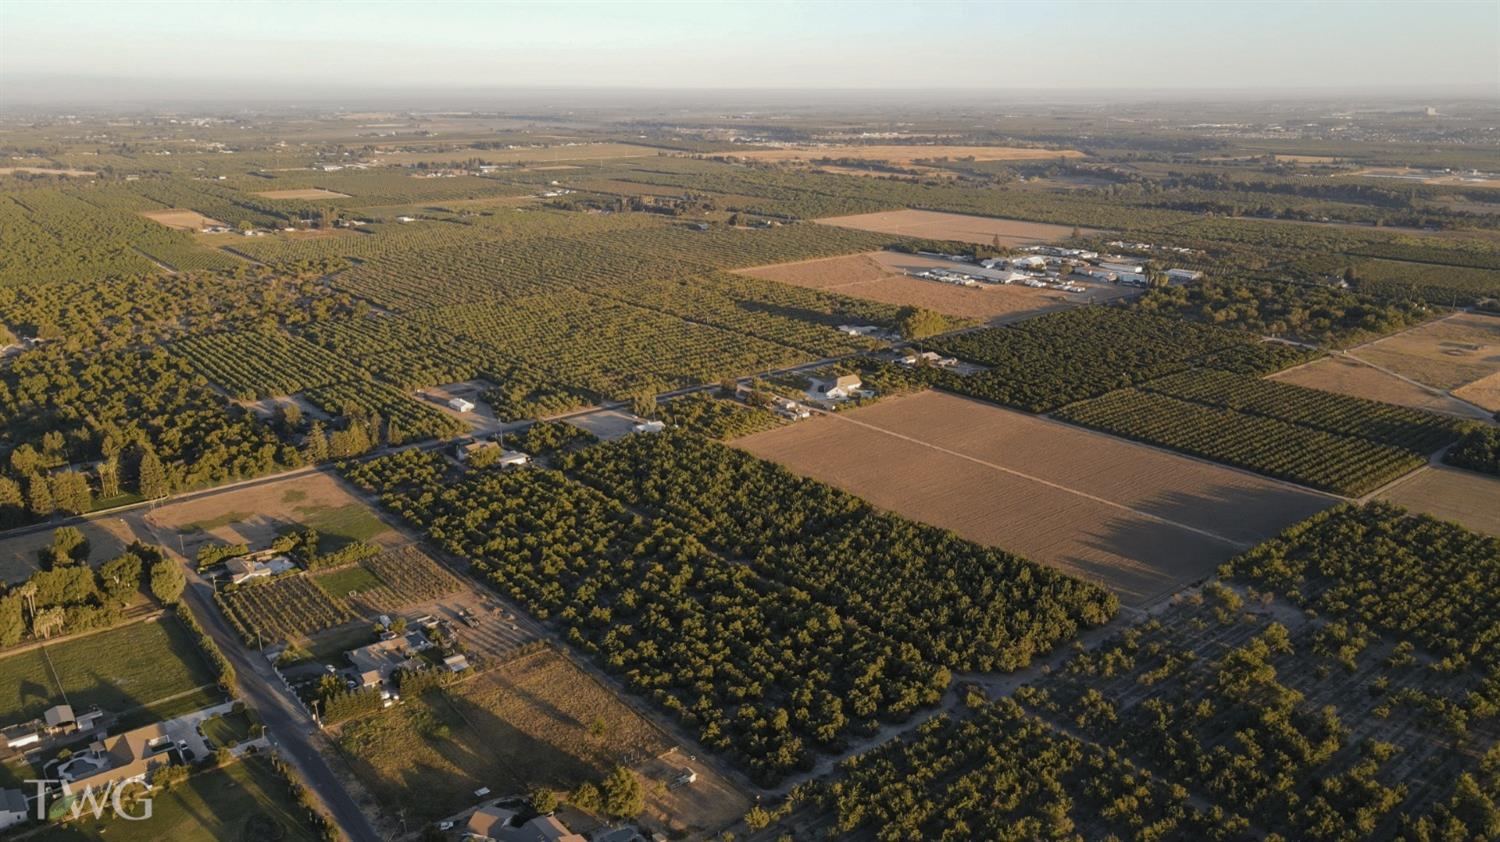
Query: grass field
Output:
[[1269, 354, 1492, 419], [0, 519, 136, 585], [815, 209, 1097, 245], [1351, 311, 1500, 408], [738, 251, 1123, 324], [201, 708, 258, 748], [1378, 465, 1500, 537], [334, 648, 671, 825], [31, 756, 318, 842], [146, 473, 397, 559], [0, 615, 219, 725], [314, 565, 385, 598], [735, 390, 1333, 607]]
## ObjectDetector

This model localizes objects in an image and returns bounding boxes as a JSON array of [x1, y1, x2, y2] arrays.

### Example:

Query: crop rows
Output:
[[1142, 368, 1470, 454], [171, 329, 367, 399], [1055, 388, 1424, 495], [346, 546, 463, 613], [302, 381, 465, 443], [420, 290, 809, 398], [928, 307, 1258, 412], [217, 574, 357, 644]]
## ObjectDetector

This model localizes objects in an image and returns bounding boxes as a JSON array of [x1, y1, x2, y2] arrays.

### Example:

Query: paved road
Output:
[[158, 531, 382, 842]]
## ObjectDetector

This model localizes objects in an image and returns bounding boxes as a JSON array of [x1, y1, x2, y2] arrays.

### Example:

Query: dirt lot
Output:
[[735, 390, 1333, 608], [1270, 355, 1492, 419], [1379, 465, 1500, 537], [417, 380, 500, 432], [731, 145, 1084, 164], [741, 251, 1131, 324], [0, 518, 137, 584], [815, 209, 1100, 245], [252, 187, 351, 200], [144, 472, 400, 558], [1452, 370, 1500, 413], [332, 647, 678, 826], [1351, 312, 1500, 409], [0, 167, 96, 176], [566, 409, 644, 441], [140, 208, 226, 230]]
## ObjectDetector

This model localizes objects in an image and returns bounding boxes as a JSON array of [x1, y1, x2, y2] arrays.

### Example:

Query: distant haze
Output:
[[2, 0, 1497, 106]]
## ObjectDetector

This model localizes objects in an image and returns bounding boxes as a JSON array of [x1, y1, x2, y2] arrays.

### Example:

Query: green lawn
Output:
[[30, 756, 320, 841], [291, 502, 388, 554], [201, 708, 258, 748], [0, 616, 220, 724], [314, 565, 385, 598]]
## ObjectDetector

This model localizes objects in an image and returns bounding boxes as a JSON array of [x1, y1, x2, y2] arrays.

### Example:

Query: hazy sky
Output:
[[2, 0, 1497, 100]]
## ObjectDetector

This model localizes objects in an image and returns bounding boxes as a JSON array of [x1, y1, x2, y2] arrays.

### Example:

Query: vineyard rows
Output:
[[172, 329, 367, 399], [217, 574, 356, 644]]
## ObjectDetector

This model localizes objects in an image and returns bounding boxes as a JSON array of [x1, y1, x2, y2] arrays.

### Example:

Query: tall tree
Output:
[[50, 471, 91, 515], [97, 457, 121, 499], [137, 447, 168, 498], [602, 766, 644, 818], [149, 556, 186, 605], [26, 473, 53, 518]]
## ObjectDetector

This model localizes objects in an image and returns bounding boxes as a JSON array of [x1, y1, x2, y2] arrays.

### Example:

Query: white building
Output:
[[632, 420, 666, 434], [1165, 268, 1204, 283], [448, 397, 476, 413], [1099, 261, 1145, 275]]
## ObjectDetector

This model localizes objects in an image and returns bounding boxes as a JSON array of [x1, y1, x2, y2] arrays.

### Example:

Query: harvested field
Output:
[[815, 209, 1099, 246], [735, 390, 1333, 607], [1379, 465, 1500, 537], [144, 472, 400, 559], [733, 144, 1084, 164], [1351, 311, 1500, 408], [740, 251, 1115, 324], [0, 167, 96, 176], [252, 187, 351, 200], [369, 143, 652, 165], [1269, 354, 1492, 419], [140, 208, 225, 230]]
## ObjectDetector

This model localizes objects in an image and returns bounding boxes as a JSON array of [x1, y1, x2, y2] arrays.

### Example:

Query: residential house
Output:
[[0, 788, 27, 831], [226, 553, 293, 585], [465, 805, 586, 842], [808, 374, 863, 400], [1, 723, 39, 751], [58, 723, 173, 798], [443, 654, 471, 673]]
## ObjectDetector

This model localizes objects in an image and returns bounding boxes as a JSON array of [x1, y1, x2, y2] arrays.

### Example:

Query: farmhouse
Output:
[[226, 553, 294, 585], [58, 722, 173, 797], [448, 397, 477, 413], [0, 789, 27, 831], [808, 374, 864, 400], [347, 631, 432, 683]]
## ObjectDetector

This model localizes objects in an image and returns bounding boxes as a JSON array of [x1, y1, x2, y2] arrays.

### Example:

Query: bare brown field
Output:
[[252, 187, 351, 200], [739, 251, 1127, 324], [140, 208, 226, 230], [731, 144, 1084, 164], [1379, 465, 1500, 537], [1355, 167, 1500, 189], [0, 166, 96, 177], [1270, 355, 1492, 419], [0, 519, 136, 585], [735, 390, 1332, 607], [815, 208, 1100, 245], [1351, 312, 1500, 405], [144, 472, 400, 558]]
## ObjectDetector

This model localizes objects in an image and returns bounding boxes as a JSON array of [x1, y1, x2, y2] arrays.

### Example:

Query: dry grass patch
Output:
[[733, 145, 1083, 164], [816, 208, 1098, 245], [1269, 355, 1491, 419], [252, 187, 351, 200], [140, 208, 226, 230], [1351, 312, 1500, 406], [735, 390, 1332, 607], [0, 518, 135, 585], [144, 472, 399, 558], [1379, 465, 1500, 537], [334, 648, 672, 825]]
